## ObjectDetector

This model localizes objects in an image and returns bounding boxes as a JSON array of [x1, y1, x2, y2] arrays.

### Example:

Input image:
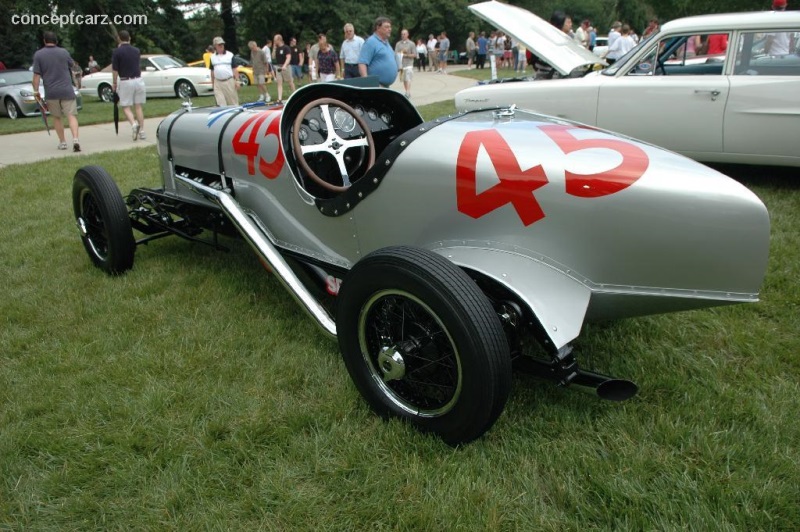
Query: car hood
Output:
[[468, 0, 604, 75]]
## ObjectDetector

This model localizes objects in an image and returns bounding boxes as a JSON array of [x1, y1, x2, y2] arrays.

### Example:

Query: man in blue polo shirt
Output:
[[358, 16, 397, 87]]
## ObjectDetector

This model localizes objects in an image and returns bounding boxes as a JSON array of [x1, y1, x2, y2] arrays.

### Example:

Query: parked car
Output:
[[71, 81, 769, 444], [0, 69, 82, 119], [592, 36, 608, 58], [456, 2, 800, 167], [80, 54, 213, 102], [188, 55, 255, 86]]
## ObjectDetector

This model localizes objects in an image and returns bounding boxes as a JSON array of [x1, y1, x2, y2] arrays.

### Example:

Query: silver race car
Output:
[[72, 82, 770, 444]]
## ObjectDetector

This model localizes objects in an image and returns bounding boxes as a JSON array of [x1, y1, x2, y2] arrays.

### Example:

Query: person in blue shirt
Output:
[[358, 16, 397, 87], [476, 31, 488, 69]]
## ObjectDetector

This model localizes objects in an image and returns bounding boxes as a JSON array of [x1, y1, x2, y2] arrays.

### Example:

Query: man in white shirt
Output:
[[209, 36, 240, 106], [340, 23, 365, 79], [608, 21, 622, 50]]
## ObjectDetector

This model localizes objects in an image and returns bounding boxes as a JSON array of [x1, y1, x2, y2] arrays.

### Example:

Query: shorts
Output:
[[255, 73, 266, 84], [438, 51, 448, 62], [118, 77, 146, 107], [274, 68, 289, 83], [402, 66, 413, 82], [48, 98, 78, 118], [291, 65, 302, 79]]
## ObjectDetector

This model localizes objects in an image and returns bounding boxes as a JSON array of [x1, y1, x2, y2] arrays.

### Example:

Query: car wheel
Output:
[[72, 165, 135, 275], [336, 246, 512, 445], [175, 80, 197, 98], [5, 97, 22, 119], [98, 84, 113, 103], [239, 73, 250, 86]]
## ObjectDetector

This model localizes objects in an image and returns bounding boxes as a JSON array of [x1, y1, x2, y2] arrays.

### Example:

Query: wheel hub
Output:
[[76, 216, 88, 237], [378, 346, 406, 382]]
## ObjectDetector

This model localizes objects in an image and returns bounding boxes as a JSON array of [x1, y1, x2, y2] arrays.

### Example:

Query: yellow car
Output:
[[188, 55, 254, 86]]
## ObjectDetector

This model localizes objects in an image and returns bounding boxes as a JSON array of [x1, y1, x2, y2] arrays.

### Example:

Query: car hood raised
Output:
[[468, 0, 604, 75]]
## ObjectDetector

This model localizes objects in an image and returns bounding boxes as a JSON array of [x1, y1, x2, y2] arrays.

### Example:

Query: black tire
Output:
[[175, 80, 197, 99], [72, 166, 135, 275], [238, 72, 250, 86], [98, 84, 113, 103], [5, 97, 22, 119], [336, 246, 512, 445]]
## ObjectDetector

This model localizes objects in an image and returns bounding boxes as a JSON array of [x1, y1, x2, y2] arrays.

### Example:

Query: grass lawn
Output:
[[1, 100, 799, 528]]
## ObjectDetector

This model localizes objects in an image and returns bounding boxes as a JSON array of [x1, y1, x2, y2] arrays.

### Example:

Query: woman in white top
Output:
[[605, 24, 636, 64]]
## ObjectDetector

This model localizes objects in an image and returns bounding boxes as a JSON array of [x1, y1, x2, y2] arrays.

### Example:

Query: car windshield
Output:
[[0, 71, 33, 86], [151, 55, 184, 70], [600, 31, 658, 76]]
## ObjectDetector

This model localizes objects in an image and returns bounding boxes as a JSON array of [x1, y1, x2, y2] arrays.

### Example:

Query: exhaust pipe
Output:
[[569, 370, 638, 402], [514, 349, 638, 402], [175, 175, 337, 339]]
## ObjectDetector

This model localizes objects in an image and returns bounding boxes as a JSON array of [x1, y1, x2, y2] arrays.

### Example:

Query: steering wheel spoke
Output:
[[293, 98, 376, 193]]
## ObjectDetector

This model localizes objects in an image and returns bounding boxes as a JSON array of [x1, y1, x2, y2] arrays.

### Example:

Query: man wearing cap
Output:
[[765, 0, 794, 56], [210, 36, 240, 106]]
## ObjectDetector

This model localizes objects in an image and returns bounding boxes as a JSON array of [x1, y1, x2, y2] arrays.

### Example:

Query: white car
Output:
[[456, 1, 800, 167], [80, 54, 214, 102]]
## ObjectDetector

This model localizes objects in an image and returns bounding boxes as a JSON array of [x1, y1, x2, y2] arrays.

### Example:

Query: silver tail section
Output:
[[175, 175, 337, 339]]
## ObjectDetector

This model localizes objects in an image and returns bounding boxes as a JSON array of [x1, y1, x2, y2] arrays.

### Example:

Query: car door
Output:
[[140, 57, 165, 95], [724, 30, 800, 161], [596, 33, 730, 155]]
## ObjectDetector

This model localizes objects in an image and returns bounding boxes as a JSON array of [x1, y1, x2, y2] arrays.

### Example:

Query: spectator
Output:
[[426, 34, 438, 71], [248, 40, 270, 101], [87, 55, 99, 73], [466, 32, 476, 68], [306, 41, 318, 82], [71, 60, 82, 89], [765, 0, 793, 56], [358, 16, 397, 87], [493, 31, 506, 70], [476, 31, 488, 69], [706, 33, 728, 55], [589, 26, 597, 51], [272, 34, 295, 102], [415, 39, 427, 71], [395, 28, 416, 97], [289, 37, 304, 82], [316, 34, 340, 82], [575, 19, 590, 48], [32, 31, 80, 152], [437, 31, 450, 74], [202, 45, 213, 69], [605, 24, 636, 64], [209, 36, 240, 106], [112, 30, 147, 141], [608, 21, 622, 50], [340, 23, 365, 79], [643, 18, 659, 39], [262, 39, 274, 84]]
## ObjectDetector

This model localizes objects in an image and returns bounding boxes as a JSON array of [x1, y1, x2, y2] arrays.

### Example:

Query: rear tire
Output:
[[238, 73, 250, 86], [72, 166, 135, 275], [98, 84, 113, 103], [336, 246, 512, 445]]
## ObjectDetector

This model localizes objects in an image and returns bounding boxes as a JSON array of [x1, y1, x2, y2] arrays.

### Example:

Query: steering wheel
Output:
[[292, 97, 375, 193]]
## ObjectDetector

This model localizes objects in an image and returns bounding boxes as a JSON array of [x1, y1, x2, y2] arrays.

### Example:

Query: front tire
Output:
[[175, 80, 197, 98], [72, 166, 135, 275], [5, 98, 22, 119], [238, 73, 250, 86], [336, 246, 512, 445]]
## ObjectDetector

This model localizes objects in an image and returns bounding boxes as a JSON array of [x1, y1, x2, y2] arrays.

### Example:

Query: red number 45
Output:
[[456, 125, 649, 226]]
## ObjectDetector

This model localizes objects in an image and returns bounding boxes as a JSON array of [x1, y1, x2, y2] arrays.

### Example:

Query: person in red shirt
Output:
[[706, 34, 728, 55]]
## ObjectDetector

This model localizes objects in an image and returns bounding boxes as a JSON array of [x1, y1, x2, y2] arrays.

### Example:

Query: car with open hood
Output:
[[71, 80, 769, 444], [456, 1, 800, 167]]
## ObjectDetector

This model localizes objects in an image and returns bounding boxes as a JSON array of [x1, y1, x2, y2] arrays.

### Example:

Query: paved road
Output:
[[0, 67, 477, 168]]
